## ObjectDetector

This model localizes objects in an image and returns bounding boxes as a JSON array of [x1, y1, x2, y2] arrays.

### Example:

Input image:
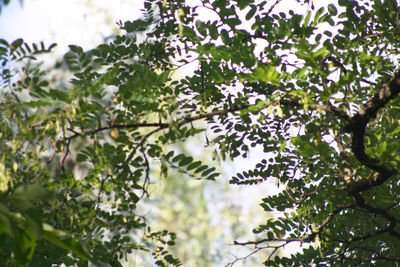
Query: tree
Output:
[[1, 0, 400, 265]]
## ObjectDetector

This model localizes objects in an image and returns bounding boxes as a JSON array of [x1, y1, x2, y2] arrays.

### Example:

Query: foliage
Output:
[[1, 0, 400, 266]]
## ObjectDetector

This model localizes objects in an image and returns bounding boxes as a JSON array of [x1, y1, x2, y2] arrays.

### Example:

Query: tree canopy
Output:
[[1, 0, 400, 265]]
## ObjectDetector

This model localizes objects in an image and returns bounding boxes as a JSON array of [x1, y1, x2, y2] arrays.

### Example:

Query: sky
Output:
[[0, 0, 143, 54], [0, 0, 337, 49]]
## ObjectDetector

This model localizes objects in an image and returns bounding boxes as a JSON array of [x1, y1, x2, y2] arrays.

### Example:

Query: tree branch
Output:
[[346, 72, 400, 193], [280, 99, 350, 121], [233, 205, 351, 247]]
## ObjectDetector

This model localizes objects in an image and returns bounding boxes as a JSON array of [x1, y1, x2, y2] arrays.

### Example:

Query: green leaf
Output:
[[245, 5, 257, 20], [313, 7, 325, 25], [11, 184, 52, 202], [42, 224, 91, 260], [183, 26, 197, 38], [0, 204, 37, 265], [377, 141, 387, 154], [195, 20, 207, 36], [187, 161, 202, 171], [225, 18, 241, 28], [0, 203, 15, 235], [234, 124, 247, 131], [48, 43, 57, 50], [327, 4, 338, 16], [9, 185, 52, 212], [194, 165, 208, 174], [209, 23, 218, 40], [11, 224, 36, 266], [251, 66, 280, 84], [178, 156, 193, 167], [303, 11, 312, 26], [221, 29, 230, 44], [11, 38, 24, 49], [49, 89, 70, 102], [202, 167, 216, 177], [172, 154, 185, 163], [76, 153, 88, 162], [124, 19, 149, 32], [0, 38, 9, 47]]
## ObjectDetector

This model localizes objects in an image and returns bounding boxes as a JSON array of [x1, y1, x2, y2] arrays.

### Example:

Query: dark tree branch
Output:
[[345, 72, 400, 193], [336, 72, 400, 244]]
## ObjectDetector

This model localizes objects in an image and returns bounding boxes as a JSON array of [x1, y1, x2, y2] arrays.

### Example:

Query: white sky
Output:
[[0, 0, 144, 54]]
